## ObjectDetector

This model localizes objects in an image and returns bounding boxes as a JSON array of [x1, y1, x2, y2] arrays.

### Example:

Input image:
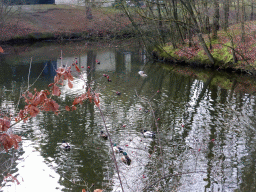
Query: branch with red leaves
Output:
[[0, 59, 118, 190], [0, 58, 102, 153]]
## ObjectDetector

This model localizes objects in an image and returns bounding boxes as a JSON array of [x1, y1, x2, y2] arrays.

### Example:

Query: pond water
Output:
[[1, 41, 256, 192]]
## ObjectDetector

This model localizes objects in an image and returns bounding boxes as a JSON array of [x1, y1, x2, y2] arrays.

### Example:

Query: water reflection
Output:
[[1, 41, 256, 191]]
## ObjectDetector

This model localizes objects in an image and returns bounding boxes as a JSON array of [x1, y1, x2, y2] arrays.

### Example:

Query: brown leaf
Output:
[[0, 46, 4, 53], [94, 189, 103, 192], [52, 84, 61, 96], [0, 133, 21, 152], [67, 71, 74, 81], [94, 93, 100, 107], [72, 106, 77, 111], [65, 106, 70, 111], [27, 105, 40, 117], [68, 80, 73, 88], [73, 93, 88, 105], [48, 83, 54, 87], [0, 117, 10, 131], [43, 99, 59, 112], [74, 64, 81, 72]]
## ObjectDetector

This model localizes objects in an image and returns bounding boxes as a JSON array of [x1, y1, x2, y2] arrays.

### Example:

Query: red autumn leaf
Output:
[[94, 190, 103, 192], [11, 134, 22, 149], [0, 133, 21, 152], [67, 71, 74, 81], [52, 84, 61, 96], [0, 117, 10, 131], [68, 80, 73, 88], [48, 83, 54, 87], [73, 93, 88, 105], [27, 105, 40, 117], [27, 91, 33, 99], [43, 99, 59, 113], [73, 97, 81, 105], [32, 91, 48, 106], [18, 110, 25, 120], [65, 106, 70, 111], [0, 46, 4, 53], [54, 74, 60, 84], [94, 93, 100, 107], [82, 189, 86, 192], [74, 64, 81, 72], [72, 106, 77, 111], [0, 133, 12, 151]]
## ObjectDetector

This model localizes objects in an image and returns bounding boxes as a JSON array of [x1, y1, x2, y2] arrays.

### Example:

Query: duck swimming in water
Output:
[[121, 152, 131, 165], [113, 144, 123, 153], [141, 129, 156, 138], [138, 71, 147, 77], [60, 141, 71, 150], [100, 131, 108, 139]]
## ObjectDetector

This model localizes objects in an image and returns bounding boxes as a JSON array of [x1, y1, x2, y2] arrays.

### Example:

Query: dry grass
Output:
[[0, 5, 132, 41]]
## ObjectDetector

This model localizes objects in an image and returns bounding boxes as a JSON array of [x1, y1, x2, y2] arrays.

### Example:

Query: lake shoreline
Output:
[[0, 5, 137, 45], [1, 5, 256, 76]]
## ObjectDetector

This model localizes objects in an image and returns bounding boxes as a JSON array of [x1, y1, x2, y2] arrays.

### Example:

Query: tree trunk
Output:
[[202, 0, 209, 34], [86, 7, 93, 20], [236, 0, 240, 23], [156, 0, 164, 44], [197, 33, 215, 65], [172, 0, 184, 45], [85, 0, 93, 20], [223, 0, 229, 31], [250, 0, 254, 20], [212, 0, 219, 39], [241, 0, 245, 42], [180, 0, 215, 65]]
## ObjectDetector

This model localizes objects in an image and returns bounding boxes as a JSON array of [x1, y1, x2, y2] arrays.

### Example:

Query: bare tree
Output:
[[235, 0, 240, 23], [223, 0, 230, 31], [250, 0, 254, 20], [241, 0, 245, 42], [212, 0, 220, 39]]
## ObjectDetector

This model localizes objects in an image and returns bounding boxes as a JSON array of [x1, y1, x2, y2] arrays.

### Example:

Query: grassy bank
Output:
[[2, 4, 256, 76], [0, 4, 137, 43], [153, 21, 256, 75]]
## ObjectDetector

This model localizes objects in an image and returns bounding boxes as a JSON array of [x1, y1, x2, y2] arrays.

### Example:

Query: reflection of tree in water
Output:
[[0, 57, 13, 85], [0, 89, 25, 187], [240, 145, 256, 191], [38, 99, 114, 191], [3, 47, 256, 191], [127, 64, 256, 191]]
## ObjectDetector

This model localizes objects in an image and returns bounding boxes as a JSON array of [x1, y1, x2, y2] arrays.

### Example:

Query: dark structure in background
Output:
[[5, 0, 55, 5]]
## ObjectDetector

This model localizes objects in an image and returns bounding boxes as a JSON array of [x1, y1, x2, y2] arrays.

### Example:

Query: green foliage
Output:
[[27, 32, 54, 40], [212, 42, 233, 66], [160, 45, 177, 59], [194, 50, 210, 64], [211, 76, 233, 89]]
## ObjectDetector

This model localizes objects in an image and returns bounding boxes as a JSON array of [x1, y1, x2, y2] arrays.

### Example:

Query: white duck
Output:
[[138, 71, 147, 77], [141, 129, 156, 138], [60, 141, 71, 149]]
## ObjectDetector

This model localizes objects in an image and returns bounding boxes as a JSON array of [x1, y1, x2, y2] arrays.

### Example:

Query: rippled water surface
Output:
[[1, 41, 256, 192]]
